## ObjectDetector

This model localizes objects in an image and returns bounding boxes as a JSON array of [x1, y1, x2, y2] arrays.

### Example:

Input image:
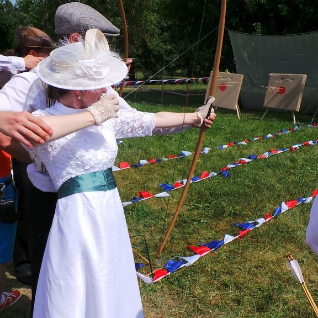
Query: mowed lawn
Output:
[[4, 84, 318, 318]]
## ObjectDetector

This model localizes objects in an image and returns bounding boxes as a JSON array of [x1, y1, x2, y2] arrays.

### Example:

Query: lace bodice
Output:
[[29, 102, 155, 190]]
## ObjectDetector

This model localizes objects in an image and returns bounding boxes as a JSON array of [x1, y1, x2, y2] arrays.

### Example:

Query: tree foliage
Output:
[[1, 0, 318, 77]]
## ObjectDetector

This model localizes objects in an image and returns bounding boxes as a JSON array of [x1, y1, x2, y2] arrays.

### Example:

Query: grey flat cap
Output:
[[55, 2, 120, 36]]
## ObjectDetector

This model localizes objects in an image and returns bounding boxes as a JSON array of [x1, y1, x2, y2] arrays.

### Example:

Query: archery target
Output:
[[205, 72, 244, 110], [263, 73, 307, 112]]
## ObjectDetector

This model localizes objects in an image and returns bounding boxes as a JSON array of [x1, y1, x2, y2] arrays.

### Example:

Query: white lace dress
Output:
[[29, 102, 155, 318]]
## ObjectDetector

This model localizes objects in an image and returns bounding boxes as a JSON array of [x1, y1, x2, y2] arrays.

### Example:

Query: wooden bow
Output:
[[157, 0, 227, 256], [118, 0, 129, 97]]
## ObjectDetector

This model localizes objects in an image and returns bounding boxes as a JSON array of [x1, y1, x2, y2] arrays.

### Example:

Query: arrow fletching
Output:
[[288, 257, 305, 284]]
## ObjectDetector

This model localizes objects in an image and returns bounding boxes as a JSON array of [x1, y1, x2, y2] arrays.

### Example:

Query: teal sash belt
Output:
[[58, 169, 116, 199]]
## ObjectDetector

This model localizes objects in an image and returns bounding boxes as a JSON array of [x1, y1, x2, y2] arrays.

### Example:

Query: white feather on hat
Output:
[[36, 29, 127, 90]]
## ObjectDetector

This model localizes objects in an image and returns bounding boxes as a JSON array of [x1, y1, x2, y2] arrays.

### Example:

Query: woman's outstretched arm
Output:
[[155, 98, 216, 129]]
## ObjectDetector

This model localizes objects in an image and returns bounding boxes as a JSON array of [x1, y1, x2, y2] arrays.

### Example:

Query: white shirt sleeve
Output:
[[0, 55, 25, 71], [0, 72, 40, 112]]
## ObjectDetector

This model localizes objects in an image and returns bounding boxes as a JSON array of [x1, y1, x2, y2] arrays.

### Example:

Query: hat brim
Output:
[[37, 55, 127, 90]]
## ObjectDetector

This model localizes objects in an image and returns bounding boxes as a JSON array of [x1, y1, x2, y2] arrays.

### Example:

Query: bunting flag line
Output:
[[122, 137, 318, 206], [135, 189, 318, 284], [114, 76, 211, 88], [114, 123, 317, 173]]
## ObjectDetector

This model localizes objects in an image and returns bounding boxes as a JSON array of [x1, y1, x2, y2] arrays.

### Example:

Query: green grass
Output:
[[4, 84, 318, 317]]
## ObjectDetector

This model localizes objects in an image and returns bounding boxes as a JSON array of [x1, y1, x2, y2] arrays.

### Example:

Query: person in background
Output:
[[5, 27, 54, 286], [0, 150, 21, 313]]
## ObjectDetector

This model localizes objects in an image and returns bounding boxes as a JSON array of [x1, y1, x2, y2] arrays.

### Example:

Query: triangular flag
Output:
[[155, 192, 170, 198], [224, 234, 236, 244], [119, 162, 130, 169], [137, 191, 153, 199], [285, 200, 298, 209], [174, 181, 184, 188], [165, 259, 185, 273], [188, 245, 211, 256], [159, 183, 174, 191], [200, 240, 224, 250], [135, 263, 146, 271], [153, 268, 169, 282], [233, 222, 254, 230], [200, 171, 209, 179], [265, 213, 272, 221], [180, 151, 192, 157], [254, 218, 265, 227], [238, 229, 251, 238], [136, 272, 153, 284], [122, 201, 132, 207], [181, 254, 201, 266]]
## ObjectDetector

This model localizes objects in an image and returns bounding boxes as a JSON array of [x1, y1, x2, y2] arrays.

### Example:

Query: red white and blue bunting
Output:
[[115, 123, 318, 173], [122, 137, 318, 206], [136, 189, 318, 283], [114, 77, 210, 88]]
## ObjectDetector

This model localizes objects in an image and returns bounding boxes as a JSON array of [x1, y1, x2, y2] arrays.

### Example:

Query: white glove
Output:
[[87, 94, 119, 125], [195, 97, 215, 127]]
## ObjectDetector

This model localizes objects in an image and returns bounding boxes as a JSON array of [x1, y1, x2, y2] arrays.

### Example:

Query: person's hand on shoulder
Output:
[[0, 111, 53, 148], [24, 55, 44, 71]]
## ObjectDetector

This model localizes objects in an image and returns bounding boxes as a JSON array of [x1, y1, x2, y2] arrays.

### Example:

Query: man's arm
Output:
[[0, 55, 25, 71], [0, 111, 53, 148], [0, 132, 32, 163], [0, 73, 53, 147]]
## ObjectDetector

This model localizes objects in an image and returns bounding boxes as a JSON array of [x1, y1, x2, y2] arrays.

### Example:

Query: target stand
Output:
[[261, 73, 307, 124], [205, 72, 244, 118]]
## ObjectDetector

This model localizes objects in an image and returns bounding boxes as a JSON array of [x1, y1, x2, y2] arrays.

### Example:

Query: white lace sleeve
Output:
[[113, 110, 155, 139]]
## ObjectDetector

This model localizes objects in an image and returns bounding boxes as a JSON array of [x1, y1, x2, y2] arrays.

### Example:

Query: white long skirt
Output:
[[33, 189, 143, 318]]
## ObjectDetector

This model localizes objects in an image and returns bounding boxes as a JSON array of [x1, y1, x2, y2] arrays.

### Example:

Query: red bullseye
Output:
[[279, 86, 286, 94], [219, 83, 227, 91]]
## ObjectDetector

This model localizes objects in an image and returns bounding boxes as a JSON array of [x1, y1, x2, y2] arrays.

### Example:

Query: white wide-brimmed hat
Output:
[[37, 29, 127, 90]]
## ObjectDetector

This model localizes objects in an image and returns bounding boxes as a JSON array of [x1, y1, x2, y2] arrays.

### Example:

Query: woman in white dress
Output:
[[26, 29, 216, 318]]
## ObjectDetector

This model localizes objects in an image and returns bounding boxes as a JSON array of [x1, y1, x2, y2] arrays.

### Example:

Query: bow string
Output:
[[157, 0, 227, 256], [118, 0, 129, 97]]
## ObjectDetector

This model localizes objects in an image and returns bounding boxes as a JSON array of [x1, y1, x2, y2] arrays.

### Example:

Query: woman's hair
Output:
[[3, 49, 16, 56], [47, 85, 70, 101], [15, 45, 31, 58]]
